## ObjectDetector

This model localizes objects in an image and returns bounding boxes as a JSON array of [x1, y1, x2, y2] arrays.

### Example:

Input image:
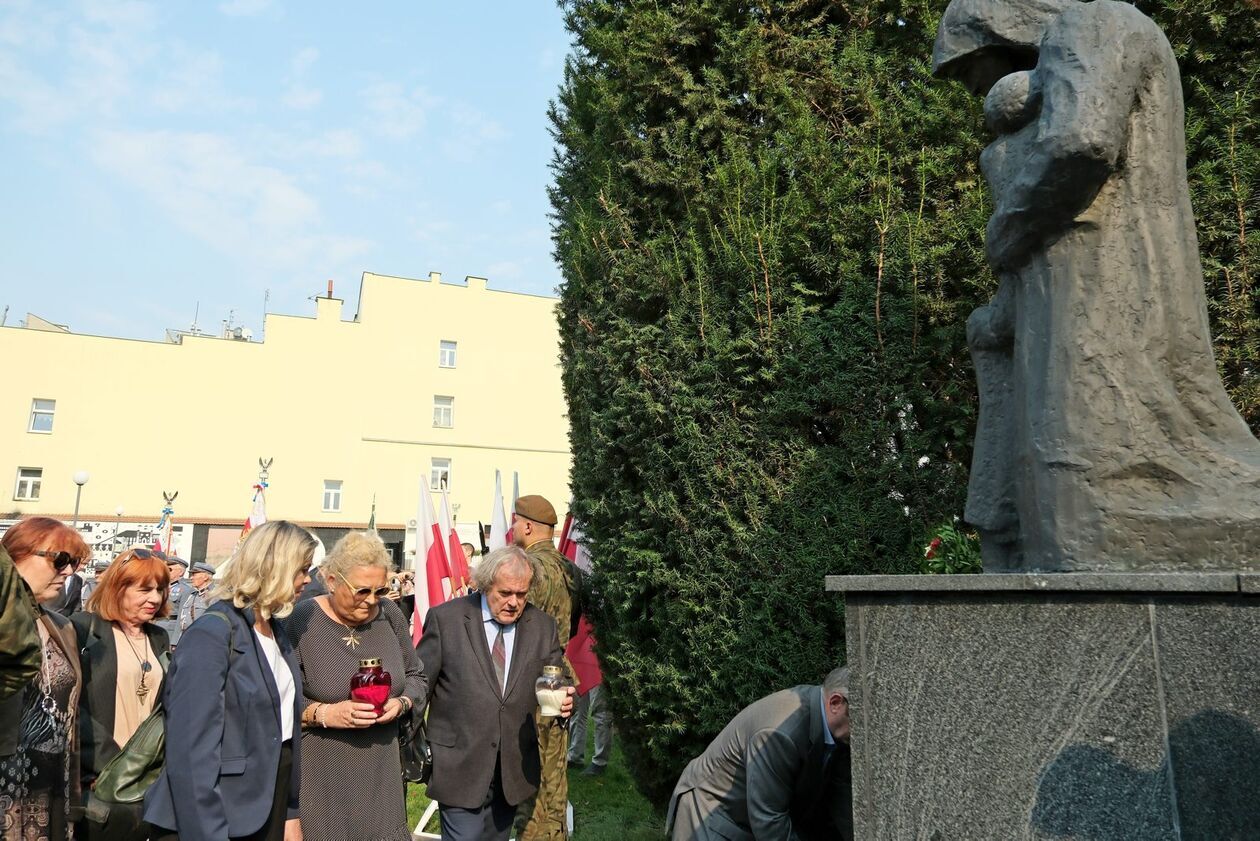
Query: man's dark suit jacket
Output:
[[417, 593, 564, 809], [143, 601, 303, 841], [68, 611, 171, 782], [49, 573, 83, 616]]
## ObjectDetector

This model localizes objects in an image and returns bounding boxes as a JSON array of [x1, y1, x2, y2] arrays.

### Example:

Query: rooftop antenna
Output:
[[191, 301, 200, 334], [261, 289, 270, 341]]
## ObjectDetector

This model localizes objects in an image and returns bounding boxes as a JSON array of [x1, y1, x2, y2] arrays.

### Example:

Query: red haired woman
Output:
[[71, 547, 173, 841], [0, 516, 90, 841]]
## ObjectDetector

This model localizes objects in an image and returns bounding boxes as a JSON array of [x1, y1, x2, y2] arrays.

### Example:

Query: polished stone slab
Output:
[[839, 573, 1260, 840]]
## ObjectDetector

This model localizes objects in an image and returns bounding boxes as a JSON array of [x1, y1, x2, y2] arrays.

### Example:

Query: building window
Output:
[[433, 395, 454, 428], [14, 468, 41, 501], [439, 340, 457, 368], [323, 480, 342, 512], [28, 399, 55, 433], [430, 458, 451, 491]]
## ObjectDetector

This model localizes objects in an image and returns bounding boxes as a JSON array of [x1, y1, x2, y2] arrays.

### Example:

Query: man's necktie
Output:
[[492, 623, 506, 692]]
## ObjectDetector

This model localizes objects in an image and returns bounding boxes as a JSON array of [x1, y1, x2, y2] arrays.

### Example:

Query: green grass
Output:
[[406, 730, 664, 840]]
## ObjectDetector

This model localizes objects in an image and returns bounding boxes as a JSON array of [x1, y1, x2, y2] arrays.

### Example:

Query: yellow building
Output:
[[0, 271, 572, 567]]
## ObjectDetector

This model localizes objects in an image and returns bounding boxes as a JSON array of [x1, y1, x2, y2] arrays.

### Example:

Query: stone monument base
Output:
[[827, 572, 1260, 840]]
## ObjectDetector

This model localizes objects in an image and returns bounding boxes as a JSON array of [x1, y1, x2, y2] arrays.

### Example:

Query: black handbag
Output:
[[398, 704, 432, 784]]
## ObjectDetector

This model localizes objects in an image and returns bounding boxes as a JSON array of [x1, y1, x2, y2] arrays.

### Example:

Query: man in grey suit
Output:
[[156, 554, 192, 645], [417, 545, 575, 841], [667, 667, 854, 841]]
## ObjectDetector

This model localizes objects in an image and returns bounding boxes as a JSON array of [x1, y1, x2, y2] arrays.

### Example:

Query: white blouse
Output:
[[253, 628, 296, 741]]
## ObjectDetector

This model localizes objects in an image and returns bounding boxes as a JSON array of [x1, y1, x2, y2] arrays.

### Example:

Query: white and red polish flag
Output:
[[489, 470, 511, 549], [240, 483, 267, 541], [413, 481, 453, 645], [559, 508, 602, 692], [154, 503, 175, 556], [439, 483, 469, 592], [216, 482, 267, 580], [509, 472, 520, 542]]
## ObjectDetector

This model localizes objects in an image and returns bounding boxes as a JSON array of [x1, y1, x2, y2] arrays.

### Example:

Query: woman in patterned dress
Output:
[[0, 517, 89, 841], [286, 532, 425, 841]]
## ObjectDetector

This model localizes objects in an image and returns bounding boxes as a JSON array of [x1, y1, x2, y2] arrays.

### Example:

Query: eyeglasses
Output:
[[350, 585, 392, 600], [32, 550, 84, 572]]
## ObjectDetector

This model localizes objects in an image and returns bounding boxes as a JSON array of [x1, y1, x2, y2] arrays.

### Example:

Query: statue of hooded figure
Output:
[[933, 0, 1260, 572]]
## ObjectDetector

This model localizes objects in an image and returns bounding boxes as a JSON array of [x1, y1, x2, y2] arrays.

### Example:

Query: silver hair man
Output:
[[472, 546, 540, 593]]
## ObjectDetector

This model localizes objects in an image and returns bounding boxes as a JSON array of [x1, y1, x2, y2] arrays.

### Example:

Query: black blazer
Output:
[[49, 573, 83, 617], [144, 601, 303, 841], [69, 611, 171, 782], [417, 594, 563, 809]]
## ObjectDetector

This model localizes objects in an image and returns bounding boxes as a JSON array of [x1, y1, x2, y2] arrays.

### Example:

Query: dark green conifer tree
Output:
[[549, 0, 1259, 805]]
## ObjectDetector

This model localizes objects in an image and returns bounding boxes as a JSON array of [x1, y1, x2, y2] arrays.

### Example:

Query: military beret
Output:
[[514, 494, 558, 526]]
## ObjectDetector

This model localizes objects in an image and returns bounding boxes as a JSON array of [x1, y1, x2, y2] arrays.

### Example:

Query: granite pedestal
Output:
[[828, 572, 1260, 840]]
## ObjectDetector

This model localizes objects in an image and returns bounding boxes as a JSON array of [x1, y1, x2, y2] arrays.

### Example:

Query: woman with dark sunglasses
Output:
[[0, 516, 89, 841], [283, 531, 425, 841]]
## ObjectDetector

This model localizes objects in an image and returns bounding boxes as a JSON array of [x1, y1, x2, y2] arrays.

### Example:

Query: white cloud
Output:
[[0, 1, 64, 50], [290, 46, 318, 74], [362, 81, 436, 141], [294, 129, 362, 159], [342, 160, 394, 199], [0, 53, 78, 131], [283, 86, 322, 109], [88, 129, 373, 274], [411, 216, 454, 245], [82, 0, 157, 31], [217, 0, 271, 17], [442, 104, 507, 161], [282, 46, 321, 109], [151, 43, 246, 113], [0, 0, 158, 132]]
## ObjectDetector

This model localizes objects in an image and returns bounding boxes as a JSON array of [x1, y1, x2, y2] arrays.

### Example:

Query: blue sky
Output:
[[0, 0, 571, 339]]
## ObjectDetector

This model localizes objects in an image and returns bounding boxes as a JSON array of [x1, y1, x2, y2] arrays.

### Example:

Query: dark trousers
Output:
[[150, 742, 293, 841], [439, 757, 515, 841]]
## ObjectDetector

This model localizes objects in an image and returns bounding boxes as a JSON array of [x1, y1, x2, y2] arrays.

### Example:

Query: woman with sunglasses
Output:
[[70, 545, 173, 840], [283, 531, 425, 841], [0, 517, 89, 841], [144, 520, 314, 841]]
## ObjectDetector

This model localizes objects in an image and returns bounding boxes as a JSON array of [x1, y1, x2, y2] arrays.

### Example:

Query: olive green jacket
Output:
[[0, 545, 40, 700], [524, 538, 578, 686]]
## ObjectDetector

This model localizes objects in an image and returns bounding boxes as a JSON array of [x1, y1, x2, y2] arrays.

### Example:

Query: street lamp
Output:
[[112, 506, 125, 557], [71, 470, 90, 528]]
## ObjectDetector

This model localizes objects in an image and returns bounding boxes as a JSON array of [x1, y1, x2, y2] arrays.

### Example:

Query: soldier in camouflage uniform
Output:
[[511, 495, 578, 841], [0, 545, 41, 701]]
